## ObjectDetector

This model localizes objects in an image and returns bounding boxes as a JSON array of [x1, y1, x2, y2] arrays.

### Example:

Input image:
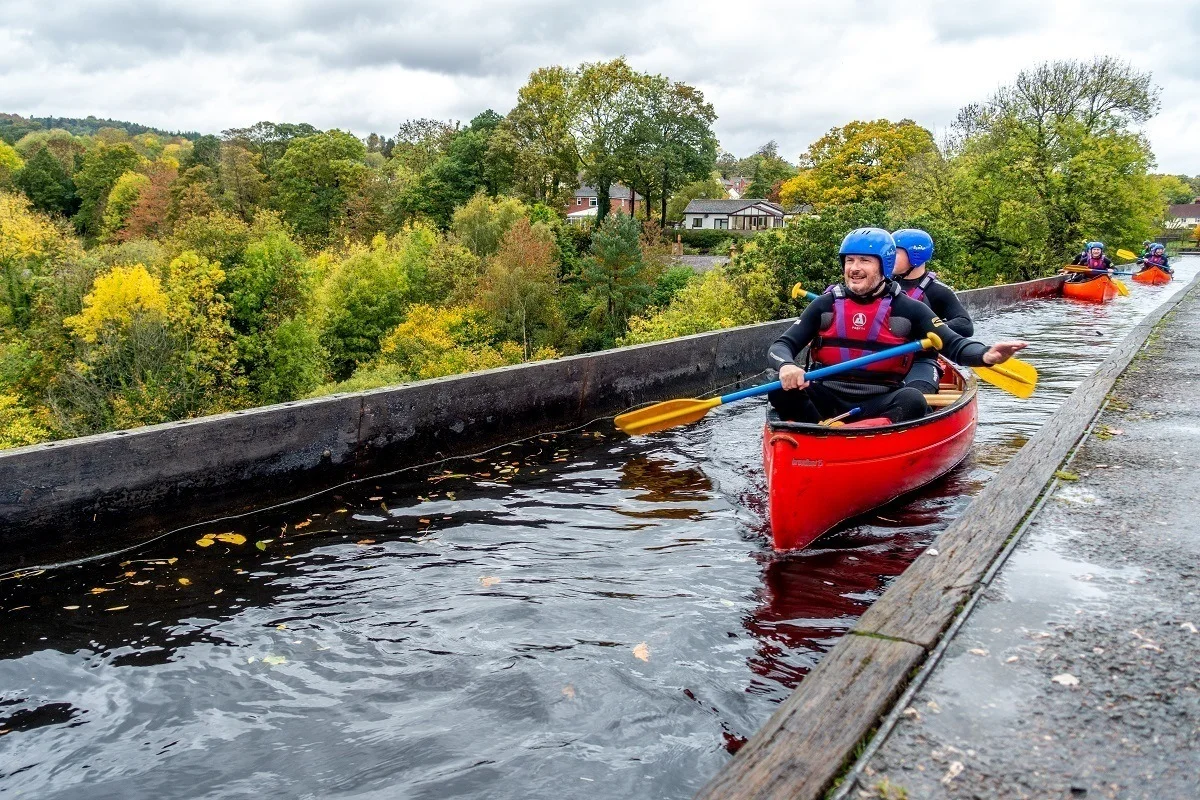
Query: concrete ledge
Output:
[[0, 276, 1064, 563], [696, 273, 1198, 800]]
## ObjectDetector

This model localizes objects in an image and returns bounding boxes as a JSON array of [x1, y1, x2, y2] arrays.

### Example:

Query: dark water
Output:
[[1, 260, 1195, 800]]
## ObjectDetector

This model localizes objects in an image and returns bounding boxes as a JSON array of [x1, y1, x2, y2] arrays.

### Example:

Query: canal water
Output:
[[2, 260, 1195, 800]]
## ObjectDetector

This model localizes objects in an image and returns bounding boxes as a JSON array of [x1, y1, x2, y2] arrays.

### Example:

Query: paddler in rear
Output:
[[767, 228, 1027, 424], [891, 228, 973, 395]]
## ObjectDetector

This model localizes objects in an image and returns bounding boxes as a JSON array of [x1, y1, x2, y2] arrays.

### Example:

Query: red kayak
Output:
[[1062, 274, 1117, 303], [762, 362, 978, 551], [1132, 266, 1171, 286]]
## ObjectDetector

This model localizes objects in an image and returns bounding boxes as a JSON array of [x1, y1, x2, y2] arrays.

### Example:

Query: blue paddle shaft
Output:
[[717, 338, 930, 405]]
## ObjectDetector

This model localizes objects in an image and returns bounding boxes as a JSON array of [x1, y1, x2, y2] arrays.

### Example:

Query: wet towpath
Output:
[[1, 260, 1197, 800], [854, 278, 1200, 799]]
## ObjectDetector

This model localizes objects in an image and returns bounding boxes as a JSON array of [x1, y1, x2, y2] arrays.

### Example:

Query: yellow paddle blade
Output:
[[972, 357, 1038, 399], [614, 396, 723, 436], [790, 282, 805, 300], [1116, 248, 1137, 261], [1112, 277, 1130, 296]]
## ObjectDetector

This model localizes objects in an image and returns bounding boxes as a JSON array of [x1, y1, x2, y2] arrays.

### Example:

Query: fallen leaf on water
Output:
[[1051, 673, 1079, 687], [940, 761, 964, 785], [632, 642, 650, 662], [1181, 622, 1198, 634], [419, 518, 431, 524], [123, 571, 136, 578], [262, 655, 287, 666], [369, 496, 383, 501], [256, 540, 272, 550], [926, 700, 941, 713], [63, 605, 80, 610], [166, 558, 177, 565], [106, 606, 129, 611], [197, 537, 215, 547], [294, 520, 311, 530], [215, 533, 246, 545], [356, 539, 376, 546], [277, 623, 287, 630], [131, 580, 150, 586], [178, 578, 191, 586], [968, 648, 989, 657], [479, 576, 501, 588], [334, 509, 347, 514], [214, 589, 223, 595], [1005, 656, 1019, 663], [901, 707, 921, 721], [562, 685, 576, 700]]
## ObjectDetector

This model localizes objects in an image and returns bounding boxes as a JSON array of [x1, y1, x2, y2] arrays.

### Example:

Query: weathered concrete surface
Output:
[[852, 288, 1200, 798]]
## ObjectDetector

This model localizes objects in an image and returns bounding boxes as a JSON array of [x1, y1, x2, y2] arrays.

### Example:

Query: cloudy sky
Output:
[[3, 0, 1199, 172]]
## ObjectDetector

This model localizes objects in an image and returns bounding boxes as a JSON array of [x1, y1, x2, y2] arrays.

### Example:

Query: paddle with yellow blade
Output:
[[790, 282, 820, 303], [615, 334, 943, 436]]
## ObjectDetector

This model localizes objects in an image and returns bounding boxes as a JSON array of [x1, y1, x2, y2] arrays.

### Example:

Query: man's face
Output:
[[892, 248, 912, 277], [843, 254, 882, 294], [1090, 247, 1103, 259]]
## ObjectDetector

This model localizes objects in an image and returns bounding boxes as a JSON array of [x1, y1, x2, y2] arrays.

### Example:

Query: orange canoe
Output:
[[1132, 266, 1171, 286], [1062, 274, 1117, 303], [762, 363, 978, 550]]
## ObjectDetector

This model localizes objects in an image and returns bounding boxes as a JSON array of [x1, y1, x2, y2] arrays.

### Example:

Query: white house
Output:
[[1166, 202, 1200, 229], [682, 199, 785, 231]]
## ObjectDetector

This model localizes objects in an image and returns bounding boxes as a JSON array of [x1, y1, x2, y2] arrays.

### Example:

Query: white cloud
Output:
[[2, 0, 1197, 171]]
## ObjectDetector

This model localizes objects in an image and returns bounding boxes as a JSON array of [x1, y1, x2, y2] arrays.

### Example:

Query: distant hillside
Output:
[[0, 113, 201, 144]]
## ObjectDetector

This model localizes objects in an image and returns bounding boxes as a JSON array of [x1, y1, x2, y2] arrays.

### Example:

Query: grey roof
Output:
[[1168, 203, 1200, 217], [575, 184, 641, 200], [683, 199, 784, 215]]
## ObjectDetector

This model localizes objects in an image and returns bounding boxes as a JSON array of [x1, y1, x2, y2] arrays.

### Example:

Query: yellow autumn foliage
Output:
[[0, 392, 50, 448], [64, 264, 169, 343], [0, 191, 74, 266]]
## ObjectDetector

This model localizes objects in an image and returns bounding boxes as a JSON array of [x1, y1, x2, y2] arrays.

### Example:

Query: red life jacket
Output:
[[1145, 253, 1166, 266], [904, 271, 937, 302], [809, 285, 914, 383], [1087, 256, 1107, 269]]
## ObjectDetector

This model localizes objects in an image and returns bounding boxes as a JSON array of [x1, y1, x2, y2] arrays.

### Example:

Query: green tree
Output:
[[15, 147, 78, 216], [479, 218, 560, 357], [569, 58, 649, 222], [666, 174, 727, 222], [621, 266, 775, 344], [450, 192, 529, 258], [221, 121, 320, 172], [219, 143, 267, 221], [102, 170, 151, 238], [743, 141, 797, 199], [183, 134, 221, 171], [0, 141, 22, 189], [271, 130, 369, 242], [581, 212, 659, 343], [73, 142, 143, 238], [501, 66, 580, 206]]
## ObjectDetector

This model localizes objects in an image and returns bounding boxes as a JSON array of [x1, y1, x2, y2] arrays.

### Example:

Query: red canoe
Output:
[[1132, 266, 1171, 286], [762, 362, 978, 551], [1062, 274, 1117, 303]]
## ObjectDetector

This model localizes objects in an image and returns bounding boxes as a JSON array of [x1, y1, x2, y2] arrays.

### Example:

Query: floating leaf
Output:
[[1051, 673, 1079, 686], [178, 578, 192, 586], [562, 685, 576, 700], [940, 761, 964, 785], [256, 539, 272, 551], [479, 576, 501, 588], [632, 642, 650, 662], [63, 605, 80, 610], [214, 589, 223, 595], [262, 655, 287, 666], [419, 518, 431, 525], [166, 558, 178, 565], [123, 571, 136, 578], [131, 580, 150, 586], [294, 520, 311, 530], [356, 539, 376, 545], [369, 496, 383, 501], [1181, 622, 1198, 634], [215, 533, 246, 545], [105, 605, 129, 612], [197, 538, 215, 547], [89, 587, 112, 594], [968, 648, 989, 657]]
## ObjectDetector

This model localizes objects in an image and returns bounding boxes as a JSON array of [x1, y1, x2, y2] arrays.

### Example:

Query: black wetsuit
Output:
[[1138, 255, 1173, 273], [894, 272, 974, 337], [767, 282, 991, 424]]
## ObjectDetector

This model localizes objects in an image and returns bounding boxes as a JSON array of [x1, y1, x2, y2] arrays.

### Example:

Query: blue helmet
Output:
[[892, 228, 934, 268], [1152, 242, 1165, 253], [839, 227, 897, 277], [1087, 241, 1105, 251]]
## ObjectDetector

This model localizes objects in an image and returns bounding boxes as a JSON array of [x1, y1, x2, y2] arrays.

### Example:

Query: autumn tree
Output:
[[450, 192, 528, 258], [122, 162, 177, 241], [479, 218, 560, 357], [219, 143, 267, 221], [500, 66, 580, 206], [72, 142, 143, 238]]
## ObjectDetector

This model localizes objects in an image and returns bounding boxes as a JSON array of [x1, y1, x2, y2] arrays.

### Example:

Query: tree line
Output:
[[0, 56, 1181, 449]]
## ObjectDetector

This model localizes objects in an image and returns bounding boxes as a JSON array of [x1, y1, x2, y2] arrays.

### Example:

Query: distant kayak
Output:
[[1132, 266, 1171, 286]]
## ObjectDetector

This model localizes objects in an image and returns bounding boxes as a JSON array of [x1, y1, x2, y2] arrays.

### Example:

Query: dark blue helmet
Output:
[[839, 227, 897, 277], [1087, 241, 1105, 252], [1152, 242, 1165, 254], [892, 229, 934, 269]]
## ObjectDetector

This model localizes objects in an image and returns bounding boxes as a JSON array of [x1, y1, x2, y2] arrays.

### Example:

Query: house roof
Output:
[[575, 184, 641, 201], [1168, 203, 1200, 217], [683, 199, 784, 215], [566, 207, 598, 218]]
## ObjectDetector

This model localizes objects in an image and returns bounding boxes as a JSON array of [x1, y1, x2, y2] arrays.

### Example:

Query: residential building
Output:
[[682, 199, 785, 231], [565, 184, 643, 218], [722, 177, 750, 199], [1166, 201, 1200, 229]]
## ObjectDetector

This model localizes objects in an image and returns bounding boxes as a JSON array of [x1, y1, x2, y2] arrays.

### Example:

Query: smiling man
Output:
[[766, 228, 1026, 424]]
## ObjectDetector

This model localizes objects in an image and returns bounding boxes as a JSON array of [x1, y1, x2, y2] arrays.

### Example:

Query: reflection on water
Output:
[[0, 260, 1195, 800]]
